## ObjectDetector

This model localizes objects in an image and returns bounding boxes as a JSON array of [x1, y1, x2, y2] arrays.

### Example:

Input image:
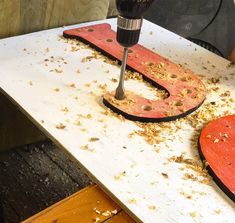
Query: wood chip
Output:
[[56, 123, 66, 129]]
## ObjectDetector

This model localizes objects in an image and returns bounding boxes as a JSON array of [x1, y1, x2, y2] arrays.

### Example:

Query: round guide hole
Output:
[[180, 77, 187, 82], [143, 105, 153, 111], [175, 101, 183, 106], [106, 39, 113, 42], [171, 74, 177, 78], [148, 62, 154, 66]]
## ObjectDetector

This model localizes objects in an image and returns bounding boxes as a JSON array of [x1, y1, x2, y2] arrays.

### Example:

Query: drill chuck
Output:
[[116, 0, 154, 47], [117, 16, 142, 47]]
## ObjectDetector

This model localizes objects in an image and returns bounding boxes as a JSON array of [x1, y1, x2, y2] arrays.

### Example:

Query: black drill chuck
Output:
[[116, 0, 154, 48]]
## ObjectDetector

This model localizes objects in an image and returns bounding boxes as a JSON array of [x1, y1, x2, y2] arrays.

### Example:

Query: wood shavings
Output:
[[85, 83, 91, 87], [128, 132, 135, 138], [183, 102, 220, 130], [114, 171, 126, 180], [94, 208, 101, 214], [220, 90, 231, 97], [133, 122, 173, 145], [45, 48, 50, 53], [93, 208, 118, 218], [207, 77, 220, 84], [199, 178, 211, 185], [106, 92, 136, 107], [189, 212, 197, 218], [94, 217, 100, 223], [88, 91, 95, 96], [92, 51, 102, 59], [54, 68, 63, 74], [101, 108, 125, 121], [89, 137, 100, 142], [161, 173, 169, 178], [101, 210, 112, 217], [86, 114, 92, 119], [75, 120, 82, 126], [169, 154, 208, 177], [81, 54, 100, 63], [77, 114, 86, 118], [183, 173, 197, 181], [56, 123, 66, 129], [179, 191, 192, 199], [148, 205, 157, 210], [61, 107, 69, 113], [80, 128, 88, 132], [125, 70, 143, 81], [128, 198, 137, 204], [98, 84, 107, 91], [111, 210, 118, 214], [214, 209, 222, 215], [43, 56, 67, 68], [80, 144, 94, 152], [103, 57, 119, 66], [170, 154, 211, 184], [68, 83, 76, 88], [53, 88, 60, 92], [222, 133, 228, 138], [169, 154, 185, 163], [111, 78, 118, 83], [150, 181, 158, 186], [71, 46, 80, 52]]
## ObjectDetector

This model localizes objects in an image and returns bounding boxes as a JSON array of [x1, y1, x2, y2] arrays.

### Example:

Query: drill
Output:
[[115, 0, 154, 100]]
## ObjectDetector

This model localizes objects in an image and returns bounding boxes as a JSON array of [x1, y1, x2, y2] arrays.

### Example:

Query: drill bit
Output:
[[115, 47, 129, 100]]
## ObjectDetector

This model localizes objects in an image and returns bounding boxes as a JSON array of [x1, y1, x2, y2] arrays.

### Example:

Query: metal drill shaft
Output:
[[115, 47, 129, 100]]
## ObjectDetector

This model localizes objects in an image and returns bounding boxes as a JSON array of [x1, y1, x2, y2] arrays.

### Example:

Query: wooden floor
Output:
[[0, 140, 91, 223]]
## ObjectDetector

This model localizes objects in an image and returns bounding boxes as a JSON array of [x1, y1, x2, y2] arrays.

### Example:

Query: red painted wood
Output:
[[63, 23, 206, 122], [199, 115, 235, 201]]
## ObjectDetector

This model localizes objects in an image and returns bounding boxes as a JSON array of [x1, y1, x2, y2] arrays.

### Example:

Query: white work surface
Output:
[[0, 19, 234, 222]]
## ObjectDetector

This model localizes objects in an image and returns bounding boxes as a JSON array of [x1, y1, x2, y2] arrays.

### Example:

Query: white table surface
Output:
[[0, 19, 234, 223]]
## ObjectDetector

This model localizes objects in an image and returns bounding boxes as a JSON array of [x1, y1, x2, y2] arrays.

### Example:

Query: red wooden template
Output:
[[63, 23, 206, 122], [199, 115, 235, 201]]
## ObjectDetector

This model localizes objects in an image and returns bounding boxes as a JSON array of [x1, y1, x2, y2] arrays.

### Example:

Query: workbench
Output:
[[0, 19, 234, 223]]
